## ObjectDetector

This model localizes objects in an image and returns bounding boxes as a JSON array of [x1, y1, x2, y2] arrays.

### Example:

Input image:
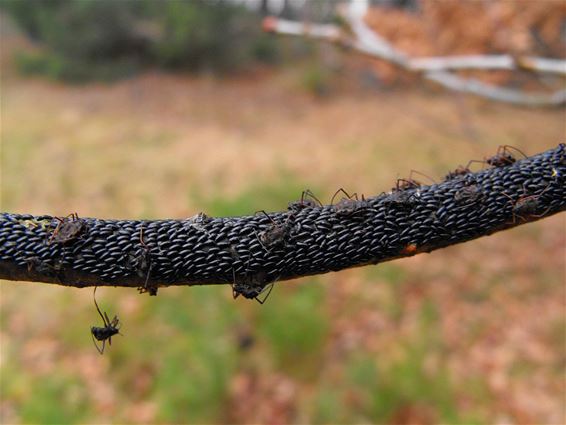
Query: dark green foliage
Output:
[[2, 0, 280, 82], [14, 51, 140, 83]]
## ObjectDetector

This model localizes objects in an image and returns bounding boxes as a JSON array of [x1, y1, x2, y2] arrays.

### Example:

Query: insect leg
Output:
[[503, 145, 528, 159], [231, 267, 239, 299], [92, 333, 104, 355], [256, 274, 280, 305], [408, 169, 436, 185], [465, 159, 486, 170], [254, 210, 276, 226], [93, 287, 107, 325], [331, 188, 355, 205], [48, 217, 64, 244], [303, 189, 323, 207], [255, 282, 274, 305]]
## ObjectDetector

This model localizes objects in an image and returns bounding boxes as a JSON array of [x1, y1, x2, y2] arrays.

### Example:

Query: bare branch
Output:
[[265, 17, 566, 76], [263, 11, 566, 106], [409, 55, 566, 76], [424, 72, 566, 107]]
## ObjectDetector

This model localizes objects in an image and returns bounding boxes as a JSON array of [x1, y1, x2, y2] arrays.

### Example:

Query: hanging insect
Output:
[[486, 145, 527, 168], [91, 287, 122, 355], [231, 267, 276, 305]]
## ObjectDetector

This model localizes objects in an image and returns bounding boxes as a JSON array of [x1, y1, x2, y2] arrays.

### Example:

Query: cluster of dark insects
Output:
[[48, 213, 86, 244], [445, 145, 527, 181], [233, 189, 327, 303], [91, 287, 122, 355]]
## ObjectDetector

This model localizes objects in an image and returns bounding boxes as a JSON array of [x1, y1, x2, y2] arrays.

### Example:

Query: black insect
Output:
[[486, 145, 527, 168], [133, 227, 157, 296], [231, 268, 275, 305], [331, 188, 372, 217], [91, 287, 122, 355], [256, 211, 293, 251], [288, 189, 323, 212], [49, 213, 86, 244]]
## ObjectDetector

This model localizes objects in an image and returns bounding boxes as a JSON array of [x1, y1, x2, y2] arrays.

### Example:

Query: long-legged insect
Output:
[[445, 160, 485, 180], [330, 188, 372, 217], [486, 145, 527, 167], [393, 170, 436, 191], [91, 287, 122, 355], [330, 188, 358, 205], [288, 189, 323, 211]]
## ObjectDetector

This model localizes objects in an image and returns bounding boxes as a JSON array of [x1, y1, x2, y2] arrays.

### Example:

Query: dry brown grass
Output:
[[1, 42, 565, 423]]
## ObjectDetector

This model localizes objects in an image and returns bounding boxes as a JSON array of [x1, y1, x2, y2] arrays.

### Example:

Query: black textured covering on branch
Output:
[[1, 144, 564, 296]]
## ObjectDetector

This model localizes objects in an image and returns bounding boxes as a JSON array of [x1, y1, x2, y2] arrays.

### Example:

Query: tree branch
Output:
[[1, 145, 564, 296], [263, 12, 566, 107]]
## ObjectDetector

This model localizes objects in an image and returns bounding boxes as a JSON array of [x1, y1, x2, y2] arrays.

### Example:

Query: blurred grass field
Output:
[[1, 37, 565, 424]]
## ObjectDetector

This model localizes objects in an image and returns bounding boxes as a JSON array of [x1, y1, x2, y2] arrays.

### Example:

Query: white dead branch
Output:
[[263, 5, 566, 107]]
